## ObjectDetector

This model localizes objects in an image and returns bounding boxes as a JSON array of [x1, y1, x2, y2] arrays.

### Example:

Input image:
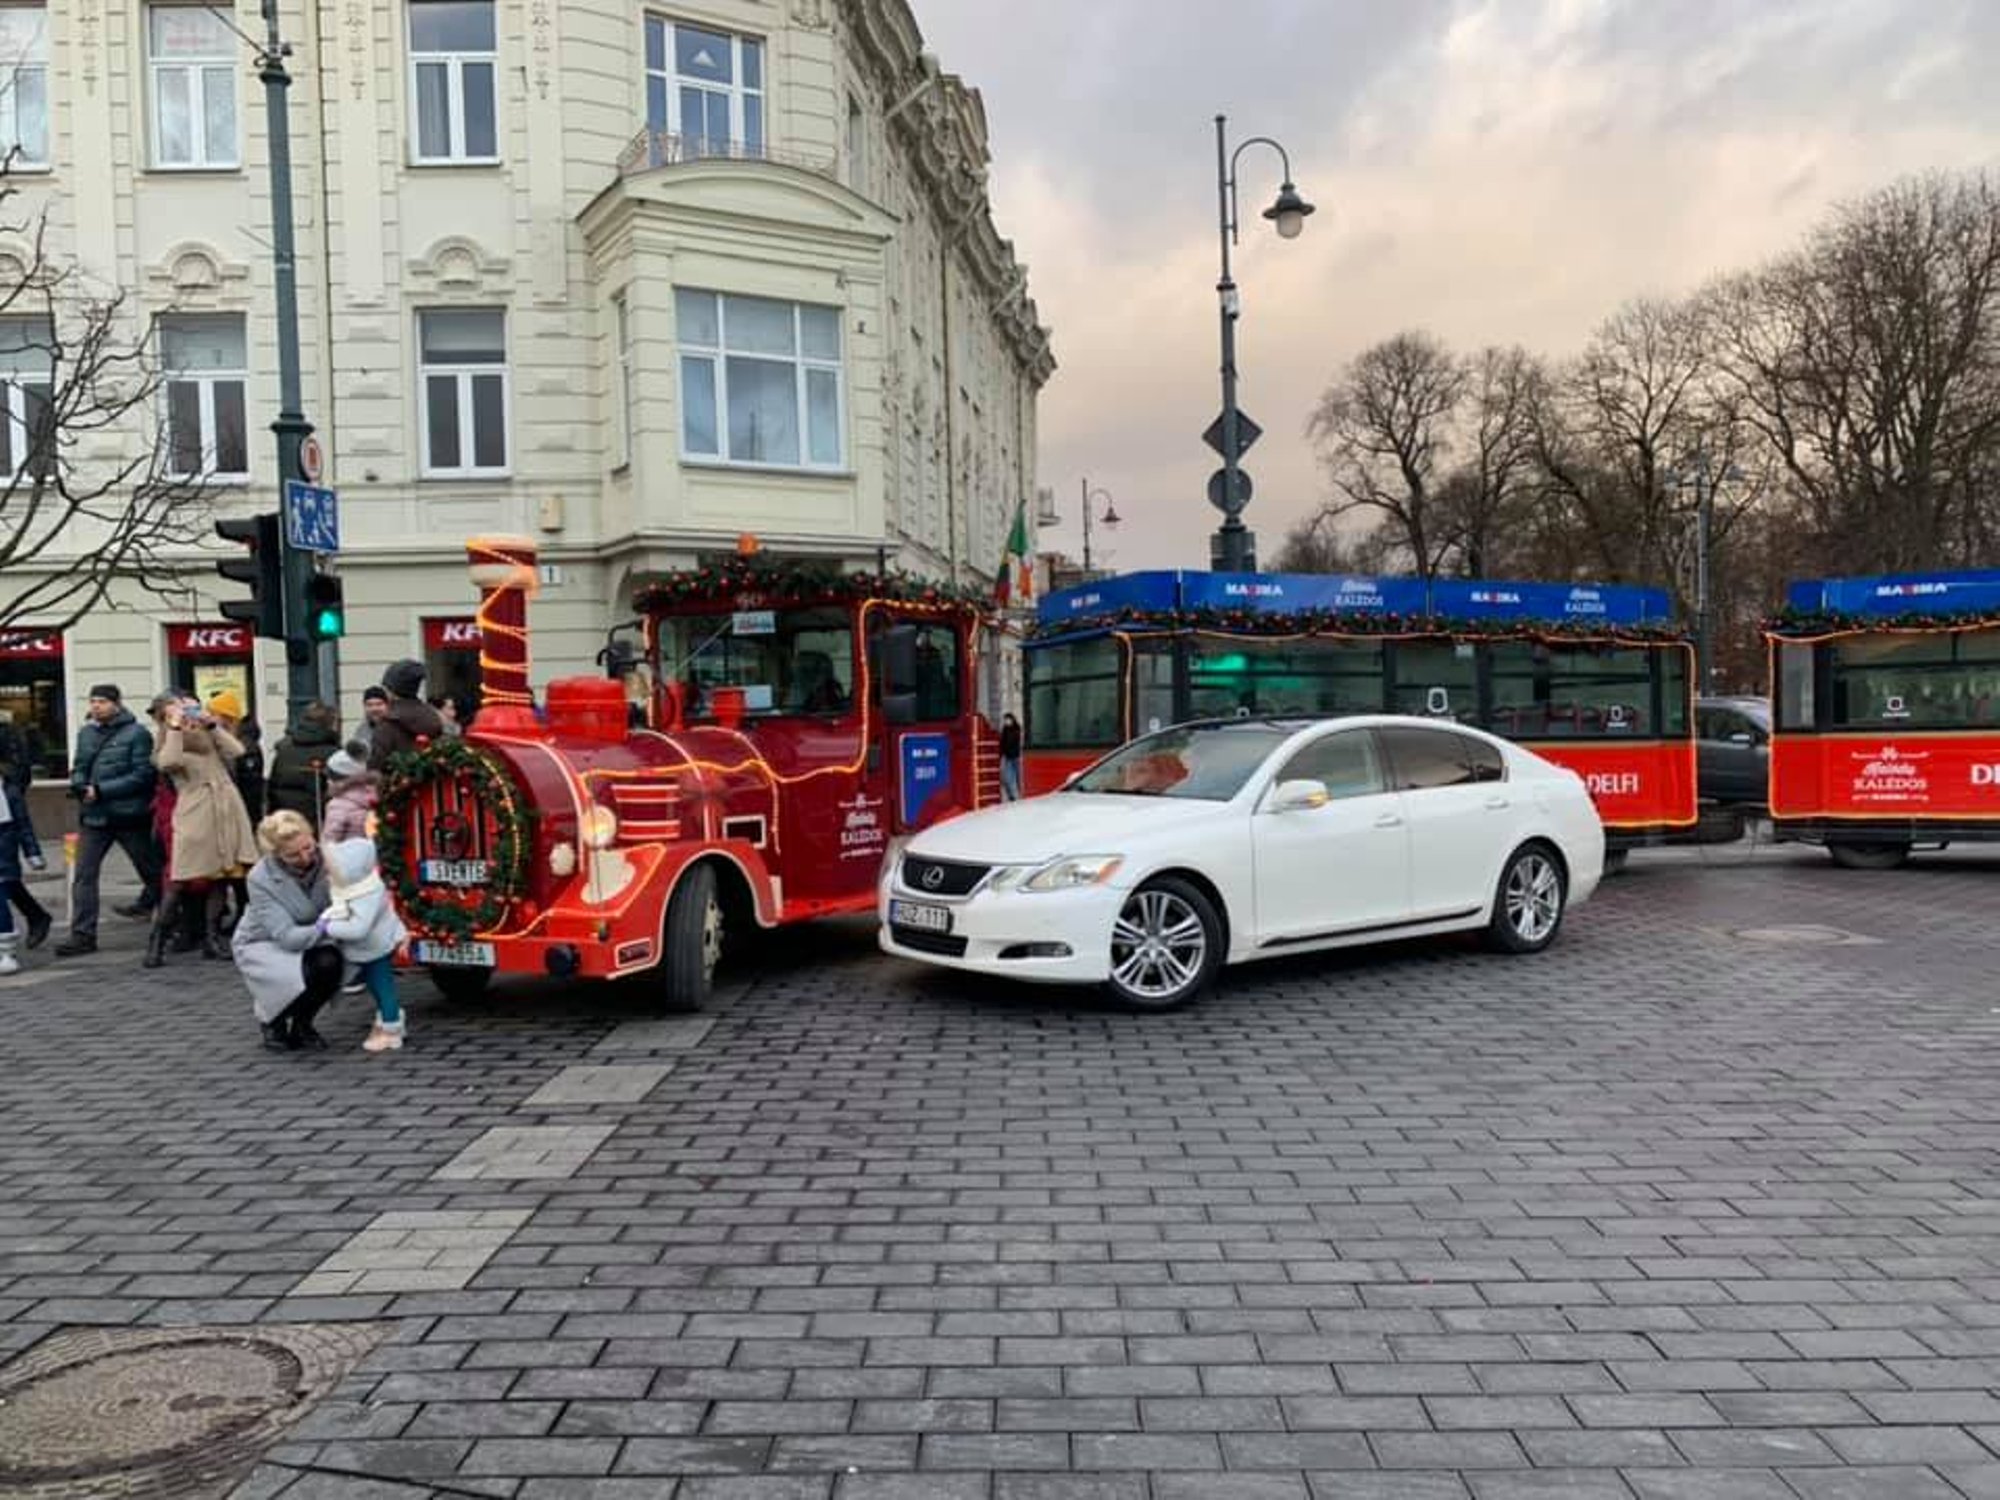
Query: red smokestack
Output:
[[467, 535, 540, 732]]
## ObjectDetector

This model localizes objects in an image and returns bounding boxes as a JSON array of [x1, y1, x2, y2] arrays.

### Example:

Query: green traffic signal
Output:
[[304, 573, 345, 641]]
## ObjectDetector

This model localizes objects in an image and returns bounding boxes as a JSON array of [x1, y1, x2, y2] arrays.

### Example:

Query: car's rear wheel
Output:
[[1487, 843, 1567, 954], [1105, 876, 1221, 1011], [1828, 841, 1910, 871]]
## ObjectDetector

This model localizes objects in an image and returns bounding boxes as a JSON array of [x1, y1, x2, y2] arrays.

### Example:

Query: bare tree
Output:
[[0, 181, 210, 637], [1709, 172, 2000, 573], [1439, 344, 1541, 576], [1306, 330, 1466, 581], [1268, 508, 1394, 574]]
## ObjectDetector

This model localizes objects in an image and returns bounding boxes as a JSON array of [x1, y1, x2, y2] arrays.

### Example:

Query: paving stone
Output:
[[434, 1125, 618, 1182], [524, 1064, 675, 1107]]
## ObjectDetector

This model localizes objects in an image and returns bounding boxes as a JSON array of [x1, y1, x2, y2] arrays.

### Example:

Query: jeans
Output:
[[355, 953, 402, 1026], [1000, 758, 1022, 802], [70, 822, 164, 938]]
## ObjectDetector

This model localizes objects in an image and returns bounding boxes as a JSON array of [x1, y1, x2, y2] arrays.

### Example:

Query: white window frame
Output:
[[676, 290, 846, 474], [417, 308, 510, 479], [147, 4, 240, 170], [613, 292, 633, 470], [159, 314, 250, 483], [0, 5, 49, 171], [407, 0, 499, 165], [644, 16, 764, 157]]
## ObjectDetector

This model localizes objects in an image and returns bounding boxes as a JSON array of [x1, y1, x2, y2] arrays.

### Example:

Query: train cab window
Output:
[[1026, 636, 1121, 749], [674, 606, 854, 717], [910, 623, 959, 721]]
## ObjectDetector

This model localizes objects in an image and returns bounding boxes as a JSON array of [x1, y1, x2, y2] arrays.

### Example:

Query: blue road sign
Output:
[[284, 480, 339, 553]]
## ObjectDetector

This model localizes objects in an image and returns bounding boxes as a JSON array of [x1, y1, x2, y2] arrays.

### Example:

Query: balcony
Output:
[[616, 130, 838, 183]]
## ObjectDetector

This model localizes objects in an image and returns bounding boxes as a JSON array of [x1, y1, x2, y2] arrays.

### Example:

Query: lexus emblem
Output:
[[920, 864, 945, 891]]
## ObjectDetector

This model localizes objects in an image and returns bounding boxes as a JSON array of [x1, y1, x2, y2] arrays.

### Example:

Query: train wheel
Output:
[[1827, 842, 1910, 871], [659, 863, 722, 1011]]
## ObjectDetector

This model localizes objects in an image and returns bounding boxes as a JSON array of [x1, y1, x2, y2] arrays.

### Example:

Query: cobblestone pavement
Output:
[[4, 847, 2000, 1499]]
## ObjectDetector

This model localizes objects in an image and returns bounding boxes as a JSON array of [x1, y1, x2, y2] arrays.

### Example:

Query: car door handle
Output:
[[1374, 812, 1403, 828], [1484, 795, 1510, 810]]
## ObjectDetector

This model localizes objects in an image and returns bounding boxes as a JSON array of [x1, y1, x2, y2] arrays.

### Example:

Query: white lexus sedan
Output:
[[880, 715, 1605, 1009]]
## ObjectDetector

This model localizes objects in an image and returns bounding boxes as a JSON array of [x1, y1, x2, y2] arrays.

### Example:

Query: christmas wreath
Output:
[[376, 737, 534, 942], [1764, 605, 2000, 639]]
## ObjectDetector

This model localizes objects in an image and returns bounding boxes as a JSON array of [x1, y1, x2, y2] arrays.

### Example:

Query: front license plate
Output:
[[890, 899, 952, 934], [421, 858, 491, 887], [415, 940, 496, 968]]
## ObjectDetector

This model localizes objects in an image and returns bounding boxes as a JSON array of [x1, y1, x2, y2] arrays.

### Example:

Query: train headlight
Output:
[[581, 806, 619, 850], [549, 841, 578, 877]]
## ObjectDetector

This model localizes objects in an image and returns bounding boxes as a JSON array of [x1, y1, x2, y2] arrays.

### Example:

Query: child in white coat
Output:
[[318, 836, 409, 1052]]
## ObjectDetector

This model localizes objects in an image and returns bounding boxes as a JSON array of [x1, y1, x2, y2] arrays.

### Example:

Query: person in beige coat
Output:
[[148, 696, 260, 967]]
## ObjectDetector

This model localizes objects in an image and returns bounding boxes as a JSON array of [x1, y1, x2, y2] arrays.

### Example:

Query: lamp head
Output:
[[1264, 181, 1315, 240]]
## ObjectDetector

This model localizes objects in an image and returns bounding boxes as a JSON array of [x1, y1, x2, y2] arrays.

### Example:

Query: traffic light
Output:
[[215, 512, 285, 639], [303, 572, 345, 641]]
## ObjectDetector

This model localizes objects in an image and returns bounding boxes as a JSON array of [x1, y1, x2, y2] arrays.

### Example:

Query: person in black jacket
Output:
[[999, 712, 1023, 801], [0, 717, 49, 950], [54, 685, 164, 956], [366, 659, 444, 771], [265, 701, 341, 829]]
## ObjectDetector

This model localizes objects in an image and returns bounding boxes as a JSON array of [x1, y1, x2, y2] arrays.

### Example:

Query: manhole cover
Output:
[[1733, 924, 1881, 946], [0, 1323, 385, 1499]]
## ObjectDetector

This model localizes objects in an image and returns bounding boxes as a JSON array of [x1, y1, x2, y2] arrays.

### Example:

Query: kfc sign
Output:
[[167, 624, 251, 657], [424, 617, 482, 651], [0, 629, 61, 660]]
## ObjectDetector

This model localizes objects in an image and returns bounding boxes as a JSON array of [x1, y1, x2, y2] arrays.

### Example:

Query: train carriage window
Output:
[[1187, 636, 1383, 720], [1777, 642, 1815, 730], [1830, 632, 1962, 726], [1026, 636, 1121, 749], [1390, 642, 1475, 723], [1133, 640, 1174, 735], [1542, 644, 1656, 736]]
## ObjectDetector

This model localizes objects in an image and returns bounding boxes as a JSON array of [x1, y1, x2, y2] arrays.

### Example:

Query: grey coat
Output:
[[232, 852, 337, 1022]]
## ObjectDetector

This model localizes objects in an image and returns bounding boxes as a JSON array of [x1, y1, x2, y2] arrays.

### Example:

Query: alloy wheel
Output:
[[1504, 851, 1562, 945], [1110, 888, 1208, 1002]]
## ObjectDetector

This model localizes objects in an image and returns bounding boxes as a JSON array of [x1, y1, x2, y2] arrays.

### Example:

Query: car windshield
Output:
[[1068, 722, 1293, 801]]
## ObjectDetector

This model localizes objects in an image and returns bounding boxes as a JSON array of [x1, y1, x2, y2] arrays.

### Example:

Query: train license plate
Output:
[[890, 899, 952, 934], [420, 859, 490, 886], [415, 940, 496, 968]]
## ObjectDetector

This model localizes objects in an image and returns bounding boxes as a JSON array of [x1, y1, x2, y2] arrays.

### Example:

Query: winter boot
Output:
[[200, 890, 228, 961], [142, 922, 168, 970], [363, 1019, 406, 1053], [0, 932, 19, 976]]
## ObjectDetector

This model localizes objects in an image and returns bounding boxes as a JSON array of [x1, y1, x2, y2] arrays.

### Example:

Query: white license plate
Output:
[[421, 859, 491, 887], [890, 899, 952, 934], [415, 940, 496, 968]]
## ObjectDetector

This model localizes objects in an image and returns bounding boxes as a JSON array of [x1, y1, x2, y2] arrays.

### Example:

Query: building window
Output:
[[159, 314, 249, 480], [675, 289, 843, 471], [844, 93, 864, 191], [0, 7, 48, 170], [148, 5, 239, 169], [0, 316, 51, 479], [613, 292, 633, 469], [418, 308, 508, 477], [644, 17, 762, 158], [409, 0, 498, 163]]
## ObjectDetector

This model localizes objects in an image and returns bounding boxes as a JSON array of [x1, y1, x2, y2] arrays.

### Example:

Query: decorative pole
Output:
[[466, 535, 541, 731]]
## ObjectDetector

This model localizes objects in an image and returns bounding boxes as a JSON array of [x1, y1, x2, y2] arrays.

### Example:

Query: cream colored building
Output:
[[0, 0, 1052, 772]]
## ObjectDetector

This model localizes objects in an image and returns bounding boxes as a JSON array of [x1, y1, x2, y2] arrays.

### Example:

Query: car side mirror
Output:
[[1268, 779, 1330, 813]]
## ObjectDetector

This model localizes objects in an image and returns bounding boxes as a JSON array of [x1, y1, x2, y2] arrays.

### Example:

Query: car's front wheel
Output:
[[1487, 843, 1567, 954], [1105, 876, 1222, 1011]]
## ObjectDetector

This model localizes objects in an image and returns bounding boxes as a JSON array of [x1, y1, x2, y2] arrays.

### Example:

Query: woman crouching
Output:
[[232, 809, 343, 1052]]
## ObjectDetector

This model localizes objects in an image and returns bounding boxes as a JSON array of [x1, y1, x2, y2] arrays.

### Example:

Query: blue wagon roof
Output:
[[1035, 570, 1675, 635], [1783, 569, 2000, 620]]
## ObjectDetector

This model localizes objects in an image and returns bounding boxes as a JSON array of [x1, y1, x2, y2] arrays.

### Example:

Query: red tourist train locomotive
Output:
[[377, 537, 1001, 1008]]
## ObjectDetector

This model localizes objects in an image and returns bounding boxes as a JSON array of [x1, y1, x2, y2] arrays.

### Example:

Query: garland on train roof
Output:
[[635, 557, 990, 613], [1027, 603, 1691, 644], [376, 737, 534, 943], [1763, 604, 2000, 639]]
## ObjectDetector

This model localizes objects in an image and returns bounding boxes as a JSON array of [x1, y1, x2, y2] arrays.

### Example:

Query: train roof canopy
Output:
[[1035, 570, 1675, 635], [1783, 569, 2000, 620]]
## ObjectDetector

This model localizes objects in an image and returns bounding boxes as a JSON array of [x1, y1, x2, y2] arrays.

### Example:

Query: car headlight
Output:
[[1022, 854, 1124, 892], [986, 865, 1031, 891]]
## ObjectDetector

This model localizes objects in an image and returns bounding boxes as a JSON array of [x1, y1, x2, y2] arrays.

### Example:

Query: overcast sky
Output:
[[915, 0, 2000, 574]]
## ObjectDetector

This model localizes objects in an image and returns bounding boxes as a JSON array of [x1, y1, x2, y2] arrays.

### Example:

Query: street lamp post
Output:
[[1080, 480, 1121, 575], [1668, 456, 1742, 695], [1210, 114, 1314, 573]]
